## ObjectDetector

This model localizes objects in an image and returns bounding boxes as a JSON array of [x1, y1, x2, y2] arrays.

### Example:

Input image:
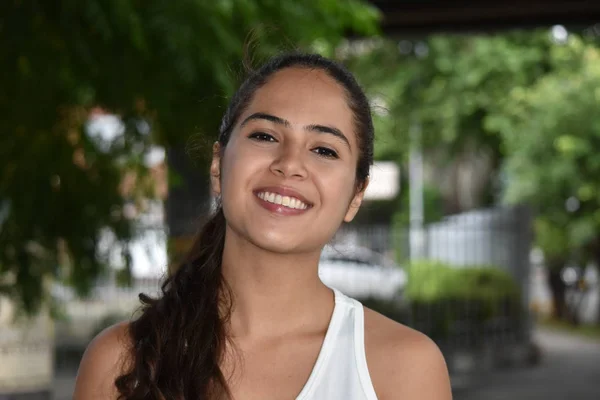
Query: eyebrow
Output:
[[240, 112, 351, 149]]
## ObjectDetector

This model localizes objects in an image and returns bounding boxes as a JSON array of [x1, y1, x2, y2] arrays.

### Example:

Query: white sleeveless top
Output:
[[295, 288, 379, 400]]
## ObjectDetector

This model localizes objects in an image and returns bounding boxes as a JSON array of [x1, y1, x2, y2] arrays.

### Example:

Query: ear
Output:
[[210, 142, 222, 196], [343, 178, 369, 223]]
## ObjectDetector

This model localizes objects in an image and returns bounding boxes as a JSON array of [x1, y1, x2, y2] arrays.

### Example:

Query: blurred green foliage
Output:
[[406, 260, 522, 339], [0, 0, 380, 314], [346, 29, 600, 277], [345, 31, 556, 164], [343, 31, 561, 222], [493, 35, 600, 267], [406, 260, 520, 303], [361, 260, 523, 340]]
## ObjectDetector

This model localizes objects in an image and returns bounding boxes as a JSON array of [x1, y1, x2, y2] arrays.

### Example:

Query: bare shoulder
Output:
[[73, 320, 133, 400], [363, 307, 452, 400]]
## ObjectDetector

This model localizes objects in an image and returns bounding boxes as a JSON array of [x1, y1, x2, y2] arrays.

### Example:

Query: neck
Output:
[[221, 226, 334, 338]]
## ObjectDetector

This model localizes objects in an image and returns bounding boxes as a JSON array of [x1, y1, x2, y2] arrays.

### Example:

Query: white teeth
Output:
[[257, 191, 308, 210]]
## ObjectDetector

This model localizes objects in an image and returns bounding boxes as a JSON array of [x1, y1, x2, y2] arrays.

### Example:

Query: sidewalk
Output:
[[453, 327, 600, 400]]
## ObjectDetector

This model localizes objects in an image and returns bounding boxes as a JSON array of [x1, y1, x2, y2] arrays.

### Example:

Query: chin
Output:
[[247, 230, 316, 254], [223, 205, 338, 254]]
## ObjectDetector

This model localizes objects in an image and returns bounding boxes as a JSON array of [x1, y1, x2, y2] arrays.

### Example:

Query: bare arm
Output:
[[73, 321, 131, 400], [365, 309, 453, 400], [385, 333, 452, 400]]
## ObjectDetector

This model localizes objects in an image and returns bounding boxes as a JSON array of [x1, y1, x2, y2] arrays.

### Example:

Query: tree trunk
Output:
[[593, 247, 600, 326], [546, 262, 568, 321], [597, 277, 600, 326], [586, 240, 600, 326]]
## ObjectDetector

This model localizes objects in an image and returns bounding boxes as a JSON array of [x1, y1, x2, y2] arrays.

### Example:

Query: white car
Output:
[[318, 244, 407, 301]]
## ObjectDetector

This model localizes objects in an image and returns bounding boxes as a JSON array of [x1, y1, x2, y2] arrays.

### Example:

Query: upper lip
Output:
[[254, 185, 313, 206]]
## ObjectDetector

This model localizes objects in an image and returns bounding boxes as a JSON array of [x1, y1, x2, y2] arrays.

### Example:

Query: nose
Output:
[[270, 142, 308, 179]]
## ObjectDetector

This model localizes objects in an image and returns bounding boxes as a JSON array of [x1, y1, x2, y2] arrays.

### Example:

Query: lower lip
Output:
[[254, 194, 311, 216]]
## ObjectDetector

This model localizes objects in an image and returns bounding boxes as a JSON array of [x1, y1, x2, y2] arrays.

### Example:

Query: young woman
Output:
[[74, 53, 452, 400]]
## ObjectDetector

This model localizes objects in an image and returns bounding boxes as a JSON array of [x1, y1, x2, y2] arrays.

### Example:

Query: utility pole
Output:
[[408, 41, 428, 261], [409, 117, 425, 260]]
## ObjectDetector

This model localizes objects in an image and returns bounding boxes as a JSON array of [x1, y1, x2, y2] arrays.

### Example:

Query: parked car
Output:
[[318, 244, 407, 301]]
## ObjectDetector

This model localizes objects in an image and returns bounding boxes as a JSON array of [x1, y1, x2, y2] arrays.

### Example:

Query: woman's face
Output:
[[211, 67, 367, 254]]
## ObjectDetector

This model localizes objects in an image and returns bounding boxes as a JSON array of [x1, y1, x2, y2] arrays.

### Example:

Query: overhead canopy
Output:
[[369, 1, 600, 35]]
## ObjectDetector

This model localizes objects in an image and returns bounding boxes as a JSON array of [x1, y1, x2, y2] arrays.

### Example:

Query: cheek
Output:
[[218, 147, 240, 197], [219, 143, 264, 195], [318, 167, 357, 205]]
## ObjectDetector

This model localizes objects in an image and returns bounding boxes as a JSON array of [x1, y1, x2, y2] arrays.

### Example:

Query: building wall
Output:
[[0, 297, 53, 397]]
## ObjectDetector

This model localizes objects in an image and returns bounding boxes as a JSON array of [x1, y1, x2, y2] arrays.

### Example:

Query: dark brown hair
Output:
[[115, 52, 374, 399]]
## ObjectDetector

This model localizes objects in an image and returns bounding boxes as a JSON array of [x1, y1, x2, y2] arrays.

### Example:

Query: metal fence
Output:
[[333, 205, 535, 376]]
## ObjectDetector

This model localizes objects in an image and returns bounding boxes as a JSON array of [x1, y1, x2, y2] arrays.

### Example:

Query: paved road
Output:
[[454, 328, 600, 400]]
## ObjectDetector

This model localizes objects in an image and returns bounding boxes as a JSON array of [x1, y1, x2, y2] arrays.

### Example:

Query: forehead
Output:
[[240, 68, 357, 142]]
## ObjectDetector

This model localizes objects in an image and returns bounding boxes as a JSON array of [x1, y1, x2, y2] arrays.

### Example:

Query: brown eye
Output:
[[312, 147, 339, 159], [248, 132, 277, 142]]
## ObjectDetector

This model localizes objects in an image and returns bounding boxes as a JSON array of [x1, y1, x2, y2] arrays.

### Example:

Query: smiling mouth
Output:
[[256, 191, 310, 210]]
